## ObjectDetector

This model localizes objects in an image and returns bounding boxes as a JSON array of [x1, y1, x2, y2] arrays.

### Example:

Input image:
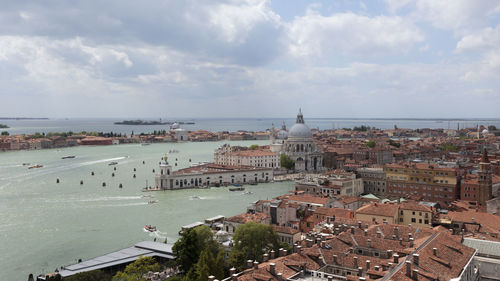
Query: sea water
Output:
[[2, 117, 500, 135], [0, 140, 293, 280]]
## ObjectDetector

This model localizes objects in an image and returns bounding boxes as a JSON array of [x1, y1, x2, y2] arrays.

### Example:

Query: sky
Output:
[[0, 0, 499, 119]]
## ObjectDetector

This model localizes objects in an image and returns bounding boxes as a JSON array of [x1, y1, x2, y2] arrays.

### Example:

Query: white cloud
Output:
[[287, 10, 424, 58], [456, 24, 500, 52]]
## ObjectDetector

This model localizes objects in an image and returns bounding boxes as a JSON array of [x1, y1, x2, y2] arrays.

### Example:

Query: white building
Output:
[[154, 158, 273, 189], [276, 109, 323, 172], [214, 144, 280, 169]]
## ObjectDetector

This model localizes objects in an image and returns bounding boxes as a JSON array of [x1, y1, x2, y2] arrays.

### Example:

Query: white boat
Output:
[[190, 161, 210, 167], [108, 162, 118, 166]]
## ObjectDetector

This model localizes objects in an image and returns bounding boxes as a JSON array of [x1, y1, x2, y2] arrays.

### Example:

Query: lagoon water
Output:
[[3, 118, 500, 135], [0, 140, 293, 280]]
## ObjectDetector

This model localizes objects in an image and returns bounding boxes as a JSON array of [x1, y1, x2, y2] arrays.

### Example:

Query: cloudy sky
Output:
[[1, 0, 499, 118]]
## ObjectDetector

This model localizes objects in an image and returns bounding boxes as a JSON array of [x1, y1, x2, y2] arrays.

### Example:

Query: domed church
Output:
[[271, 109, 323, 172]]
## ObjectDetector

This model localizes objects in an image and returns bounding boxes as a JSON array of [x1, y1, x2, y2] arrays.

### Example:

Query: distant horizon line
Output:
[[2, 117, 500, 121]]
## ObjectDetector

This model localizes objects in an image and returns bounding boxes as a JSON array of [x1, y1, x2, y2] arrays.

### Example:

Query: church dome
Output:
[[288, 109, 312, 139], [277, 129, 288, 139], [289, 123, 312, 138]]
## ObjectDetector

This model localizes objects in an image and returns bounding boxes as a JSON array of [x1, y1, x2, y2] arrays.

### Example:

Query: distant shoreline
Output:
[[0, 117, 49, 120]]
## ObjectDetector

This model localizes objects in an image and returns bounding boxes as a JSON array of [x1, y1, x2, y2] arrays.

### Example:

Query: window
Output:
[[419, 219, 422, 223], [411, 218, 416, 223]]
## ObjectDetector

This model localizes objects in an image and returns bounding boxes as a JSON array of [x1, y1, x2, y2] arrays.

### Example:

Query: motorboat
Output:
[[148, 200, 159, 204], [190, 196, 201, 199], [141, 143, 151, 146], [28, 164, 43, 169], [61, 155, 76, 159], [144, 225, 157, 232], [168, 149, 179, 154], [108, 162, 118, 166], [229, 186, 244, 191], [22, 163, 31, 166], [242, 191, 254, 195]]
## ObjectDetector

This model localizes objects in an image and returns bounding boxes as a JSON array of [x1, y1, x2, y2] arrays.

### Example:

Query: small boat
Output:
[[242, 191, 253, 195], [108, 162, 118, 166], [144, 225, 157, 232], [148, 200, 159, 204], [190, 196, 201, 200], [229, 187, 244, 191], [22, 163, 31, 166], [61, 155, 76, 159], [168, 149, 179, 154], [249, 182, 257, 185], [28, 164, 43, 169], [141, 143, 151, 146], [141, 195, 154, 198]]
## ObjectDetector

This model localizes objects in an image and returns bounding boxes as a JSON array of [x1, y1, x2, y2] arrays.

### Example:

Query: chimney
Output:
[[354, 256, 358, 268], [320, 241, 325, 248], [409, 238, 414, 247], [253, 261, 259, 269], [405, 261, 411, 277], [413, 254, 419, 266], [277, 273, 283, 281], [333, 255, 338, 264], [412, 269, 419, 281], [374, 265, 380, 271], [334, 228, 340, 235], [408, 233, 413, 239], [399, 238, 403, 245], [393, 254, 399, 263], [358, 267, 363, 277], [270, 250, 276, 259], [232, 274, 238, 281], [263, 253, 269, 262], [209, 276, 215, 281], [279, 248, 284, 257], [229, 267, 236, 276], [270, 263, 276, 275], [376, 231, 381, 238], [306, 239, 313, 247], [368, 239, 372, 248], [364, 229, 368, 236], [358, 221, 362, 229], [283, 249, 288, 256], [316, 238, 321, 245], [351, 226, 355, 234], [387, 250, 393, 258], [328, 276, 333, 281], [247, 260, 253, 269], [394, 227, 399, 238], [388, 262, 394, 269], [383, 220, 388, 225], [408, 224, 412, 229], [297, 245, 302, 254], [433, 248, 437, 256], [366, 260, 371, 270]]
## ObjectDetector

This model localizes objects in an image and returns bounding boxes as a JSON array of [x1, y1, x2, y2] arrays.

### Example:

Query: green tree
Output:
[[249, 144, 259, 150], [365, 140, 376, 148], [183, 247, 224, 281], [280, 154, 294, 170], [173, 225, 220, 274], [440, 143, 458, 151], [1, 131, 9, 136], [113, 256, 161, 281], [229, 222, 280, 270], [65, 270, 111, 281], [388, 139, 400, 148]]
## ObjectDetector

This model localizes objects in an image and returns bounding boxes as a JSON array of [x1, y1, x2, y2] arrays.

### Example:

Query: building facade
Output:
[[214, 144, 280, 169], [357, 167, 387, 196], [384, 162, 459, 204], [154, 159, 273, 189]]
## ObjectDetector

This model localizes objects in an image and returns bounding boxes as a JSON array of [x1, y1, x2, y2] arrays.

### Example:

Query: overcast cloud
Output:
[[0, 0, 499, 118]]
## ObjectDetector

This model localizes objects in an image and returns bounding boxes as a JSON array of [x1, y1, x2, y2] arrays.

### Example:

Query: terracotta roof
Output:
[[285, 194, 329, 205], [272, 225, 300, 235], [314, 207, 354, 219], [441, 210, 500, 234], [356, 203, 399, 218], [399, 202, 432, 212], [227, 212, 269, 224], [173, 163, 270, 176]]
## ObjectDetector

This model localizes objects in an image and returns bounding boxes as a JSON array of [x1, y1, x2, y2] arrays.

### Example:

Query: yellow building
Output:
[[398, 202, 432, 227], [384, 162, 458, 204]]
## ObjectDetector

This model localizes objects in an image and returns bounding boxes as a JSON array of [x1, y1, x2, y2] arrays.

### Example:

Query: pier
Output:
[[36, 241, 175, 280]]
